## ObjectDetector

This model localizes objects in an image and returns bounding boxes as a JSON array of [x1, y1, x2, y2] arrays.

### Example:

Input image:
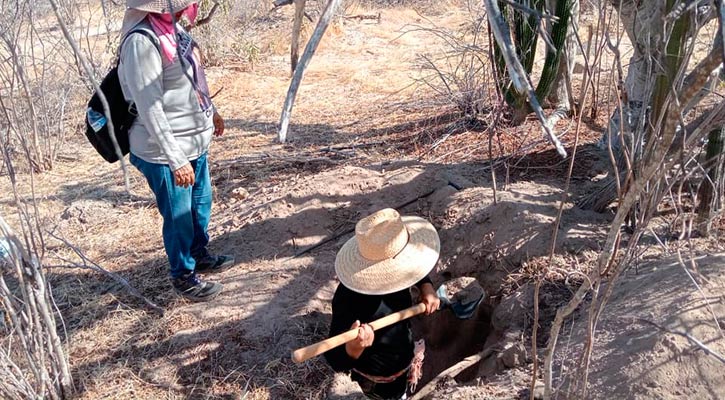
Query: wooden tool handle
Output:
[[292, 302, 427, 363]]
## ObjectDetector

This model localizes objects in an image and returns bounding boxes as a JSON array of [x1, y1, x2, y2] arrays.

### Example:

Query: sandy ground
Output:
[[557, 254, 725, 400], [1, 1, 724, 400]]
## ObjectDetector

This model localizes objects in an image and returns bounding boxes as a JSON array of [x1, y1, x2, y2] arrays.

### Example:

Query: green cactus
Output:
[[515, 0, 544, 75], [650, 0, 690, 143], [491, 0, 567, 117], [534, 0, 573, 102], [492, 1, 511, 97]]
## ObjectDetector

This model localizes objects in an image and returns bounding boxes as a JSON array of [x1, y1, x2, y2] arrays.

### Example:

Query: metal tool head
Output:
[[436, 277, 485, 319]]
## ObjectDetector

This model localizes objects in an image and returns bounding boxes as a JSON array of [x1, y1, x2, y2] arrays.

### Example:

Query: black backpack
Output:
[[85, 29, 159, 163]]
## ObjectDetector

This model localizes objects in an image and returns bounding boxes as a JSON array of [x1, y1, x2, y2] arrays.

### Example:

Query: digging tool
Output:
[[291, 277, 485, 363]]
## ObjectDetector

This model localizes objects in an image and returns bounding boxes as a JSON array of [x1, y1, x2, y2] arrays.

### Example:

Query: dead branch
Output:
[[720, 1, 725, 61], [47, 0, 130, 192], [213, 151, 346, 168], [290, 0, 307, 74], [344, 13, 381, 22], [543, 31, 725, 400], [535, 28, 595, 394], [278, 0, 343, 143], [638, 318, 725, 364], [410, 347, 497, 400], [48, 231, 164, 315], [0, 214, 73, 398], [530, 277, 542, 400]]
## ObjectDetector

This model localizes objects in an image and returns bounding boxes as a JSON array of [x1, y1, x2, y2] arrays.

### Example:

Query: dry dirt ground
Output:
[[2, 2, 725, 400]]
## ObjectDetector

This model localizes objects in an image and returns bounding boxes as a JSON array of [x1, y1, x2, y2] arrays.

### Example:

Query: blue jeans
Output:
[[130, 153, 212, 278]]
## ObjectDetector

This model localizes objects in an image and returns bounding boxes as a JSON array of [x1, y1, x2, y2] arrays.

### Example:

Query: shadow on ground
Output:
[[49, 128, 615, 398]]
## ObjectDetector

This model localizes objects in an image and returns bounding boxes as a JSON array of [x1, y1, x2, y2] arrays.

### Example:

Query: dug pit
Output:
[[410, 287, 494, 386]]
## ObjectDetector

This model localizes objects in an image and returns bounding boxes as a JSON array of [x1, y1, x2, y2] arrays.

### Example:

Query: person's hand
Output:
[[174, 163, 195, 188], [345, 320, 374, 359], [419, 283, 440, 315], [213, 112, 225, 137]]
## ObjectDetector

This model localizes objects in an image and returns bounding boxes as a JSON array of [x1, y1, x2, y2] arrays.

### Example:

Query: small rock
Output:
[[499, 339, 527, 368], [327, 373, 366, 399], [231, 187, 249, 200], [532, 380, 545, 399]]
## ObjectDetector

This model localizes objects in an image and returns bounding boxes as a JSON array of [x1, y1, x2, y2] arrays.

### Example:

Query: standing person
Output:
[[119, 0, 233, 301], [325, 208, 441, 400]]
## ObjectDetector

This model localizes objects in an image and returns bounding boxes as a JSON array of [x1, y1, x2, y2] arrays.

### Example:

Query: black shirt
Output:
[[324, 276, 432, 377]]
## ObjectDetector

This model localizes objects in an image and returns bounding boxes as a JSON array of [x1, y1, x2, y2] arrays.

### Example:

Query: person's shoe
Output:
[[194, 254, 235, 274], [172, 272, 222, 301]]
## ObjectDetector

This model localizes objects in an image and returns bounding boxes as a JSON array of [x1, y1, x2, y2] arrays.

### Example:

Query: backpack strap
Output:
[[118, 27, 161, 66], [118, 28, 162, 115]]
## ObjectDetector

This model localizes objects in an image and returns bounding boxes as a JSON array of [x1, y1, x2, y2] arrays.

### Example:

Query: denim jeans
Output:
[[130, 153, 212, 278]]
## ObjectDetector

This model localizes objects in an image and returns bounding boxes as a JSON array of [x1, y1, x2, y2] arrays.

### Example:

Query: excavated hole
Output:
[[410, 284, 495, 387], [410, 273, 577, 393]]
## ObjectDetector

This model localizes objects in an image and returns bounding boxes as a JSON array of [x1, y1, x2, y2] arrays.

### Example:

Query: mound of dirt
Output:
[[556, 254, 725, 399], [428, 182, 610, 294]]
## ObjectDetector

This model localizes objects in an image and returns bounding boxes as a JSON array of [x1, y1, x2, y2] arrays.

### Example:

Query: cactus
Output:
[[491, 0, 566, 118], [515, 0, 544, 74], [534, 0, 573, 102], [649, 0, 690, 144], [696, 127, 725, 236], [492, 1, 512, 97]]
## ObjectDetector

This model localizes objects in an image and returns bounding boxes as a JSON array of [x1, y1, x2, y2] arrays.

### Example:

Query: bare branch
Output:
[[483, 0, 567, 158], [47, 231, 165, 315], [290, 0, 307, 74], [638, 318, 725, 364], [47, 0, 130, 192], [278, 0, 343, 143]]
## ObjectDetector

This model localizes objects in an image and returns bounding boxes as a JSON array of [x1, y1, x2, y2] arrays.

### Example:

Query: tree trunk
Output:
[[600, 0, 665, 150]]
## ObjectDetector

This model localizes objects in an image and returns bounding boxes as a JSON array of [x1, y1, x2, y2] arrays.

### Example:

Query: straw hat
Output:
[[126, 0, 196, 13], [335, 208, 440, 295], [121, 0, 195, 36]]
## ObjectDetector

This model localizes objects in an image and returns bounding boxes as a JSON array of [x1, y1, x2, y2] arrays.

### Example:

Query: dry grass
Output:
[[3, 7, 478, 397]]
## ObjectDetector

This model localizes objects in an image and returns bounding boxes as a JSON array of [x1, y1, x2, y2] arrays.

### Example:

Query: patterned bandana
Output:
[[147, 4, 212, 112]]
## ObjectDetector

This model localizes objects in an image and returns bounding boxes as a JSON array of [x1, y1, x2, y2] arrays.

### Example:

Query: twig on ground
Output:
[[214, 152, 345, 167], [637, 318, 725, 364], [410, 347, 498, 400], [48, 231, 164, 315], [344, 13, 381, 22], [676, 250, 725, 338]]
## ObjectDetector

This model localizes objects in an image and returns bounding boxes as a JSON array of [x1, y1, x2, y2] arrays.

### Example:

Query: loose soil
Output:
[[1, 2, 724, 400]]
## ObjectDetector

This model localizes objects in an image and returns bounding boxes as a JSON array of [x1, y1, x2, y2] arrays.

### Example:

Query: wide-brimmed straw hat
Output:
[[126, 0, 196, 13], [335, 208, 440, 295]]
